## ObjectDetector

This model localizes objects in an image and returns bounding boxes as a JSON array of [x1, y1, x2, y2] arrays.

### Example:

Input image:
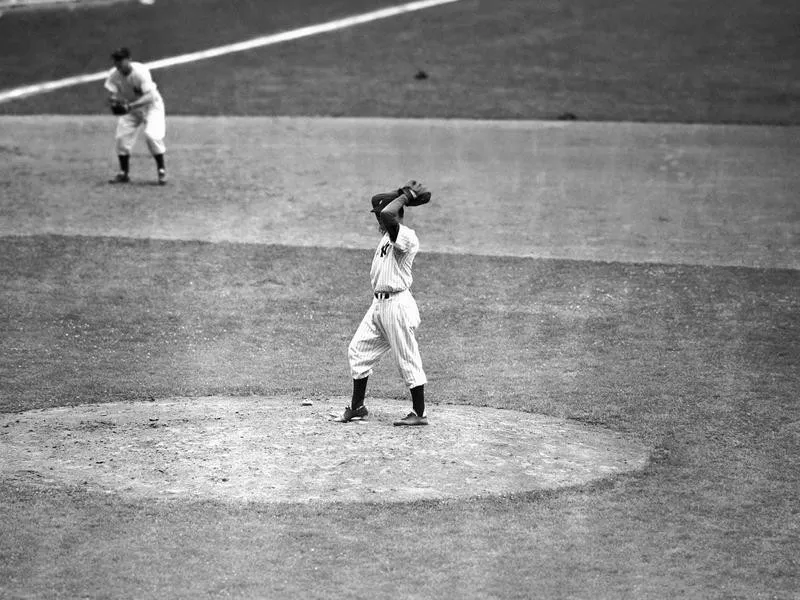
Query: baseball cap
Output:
[[370, 191, 401, 213], [111, 47, 131, 61]]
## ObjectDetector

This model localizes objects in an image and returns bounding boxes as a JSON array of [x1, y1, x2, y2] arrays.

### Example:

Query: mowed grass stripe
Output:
[[1, 115, 798, 269], [0, 0, 465, 103]]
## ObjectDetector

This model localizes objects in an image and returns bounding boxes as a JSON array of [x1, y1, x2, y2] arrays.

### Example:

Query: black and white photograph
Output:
[[0, 0, 797, 598]]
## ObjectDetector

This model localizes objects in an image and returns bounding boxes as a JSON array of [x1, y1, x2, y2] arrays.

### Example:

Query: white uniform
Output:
[[348, 224, 427, 389], [104, 62, 166, 156]]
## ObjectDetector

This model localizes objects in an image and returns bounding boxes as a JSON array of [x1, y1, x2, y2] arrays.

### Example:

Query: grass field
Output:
[[1, 0, 799, 598], [1, 0, 799, 123], [1, 234, 797, 599]]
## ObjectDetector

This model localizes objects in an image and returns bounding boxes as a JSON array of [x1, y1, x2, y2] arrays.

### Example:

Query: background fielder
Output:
[[104, 47, 167, 185], [338, 180, 432, 427]]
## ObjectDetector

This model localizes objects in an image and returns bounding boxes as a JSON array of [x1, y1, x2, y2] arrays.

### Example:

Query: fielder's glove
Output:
[[109, 98, 129, 115], [398, 180, 432, 206]]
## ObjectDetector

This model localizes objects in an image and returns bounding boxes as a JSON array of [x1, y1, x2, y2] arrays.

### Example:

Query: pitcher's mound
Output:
[[1, 396, 650, 503]]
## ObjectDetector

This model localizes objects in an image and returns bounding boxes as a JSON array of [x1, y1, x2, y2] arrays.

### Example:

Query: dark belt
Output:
[[374, 290, 404, 300]]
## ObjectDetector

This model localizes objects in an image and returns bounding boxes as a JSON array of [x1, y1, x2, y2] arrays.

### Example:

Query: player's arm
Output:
[[127, 90, 155, 110], [104, 72, 120, 102], [379, 181, 429, 242], [104, 83, 127, 113], [379, 195, 407, 242]]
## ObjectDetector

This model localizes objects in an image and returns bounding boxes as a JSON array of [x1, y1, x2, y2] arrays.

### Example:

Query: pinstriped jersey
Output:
[[104, 62, 163, 105], [371, 225, 419, 292]]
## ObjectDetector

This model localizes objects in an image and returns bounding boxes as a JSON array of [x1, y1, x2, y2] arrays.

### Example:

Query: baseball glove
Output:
[[398, 180, 432, 206], [109, 98, 129, 115]]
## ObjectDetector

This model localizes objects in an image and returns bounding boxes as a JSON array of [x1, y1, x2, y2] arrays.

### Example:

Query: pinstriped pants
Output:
[[348, 290, 427, 389], [115, 101, 166, 156]]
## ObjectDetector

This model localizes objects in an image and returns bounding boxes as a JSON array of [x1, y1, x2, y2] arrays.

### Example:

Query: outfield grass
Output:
[[1, 0, 798, 123], [1, 234, 798, 598]]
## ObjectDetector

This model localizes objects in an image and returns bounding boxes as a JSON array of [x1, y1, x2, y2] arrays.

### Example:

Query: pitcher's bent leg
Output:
[[348, 305, 390, 380]]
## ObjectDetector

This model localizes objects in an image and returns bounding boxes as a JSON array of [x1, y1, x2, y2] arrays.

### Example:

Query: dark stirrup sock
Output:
[[118, 154, 130, 174], [154, 153, 165, 170], [410, 385, 425, 417], [351, 377, 368, 410]]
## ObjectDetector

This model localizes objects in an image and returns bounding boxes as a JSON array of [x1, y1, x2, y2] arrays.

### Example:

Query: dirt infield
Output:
[[1, 116, 797, 269], [0, 396, 650, 503]]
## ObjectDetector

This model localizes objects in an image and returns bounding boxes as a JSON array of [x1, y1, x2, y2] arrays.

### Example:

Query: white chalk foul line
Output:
[[0, 0, 464, 104]]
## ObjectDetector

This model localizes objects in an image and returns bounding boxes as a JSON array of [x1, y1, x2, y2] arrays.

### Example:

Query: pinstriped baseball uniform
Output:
[[103, 62, 166, 156], [348, 224, 427, 388]]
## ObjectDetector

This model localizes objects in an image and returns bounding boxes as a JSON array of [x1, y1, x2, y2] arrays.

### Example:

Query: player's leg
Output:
[[340, 305, 390, 421], [143, 103, 167, 184], [351, 376, 368, 412], [111, 114, 141, 183], [334, 376, 370, 423], [383, 295, 428, 425], [384, 295, 427, 391], [348, 305, 391, 386]]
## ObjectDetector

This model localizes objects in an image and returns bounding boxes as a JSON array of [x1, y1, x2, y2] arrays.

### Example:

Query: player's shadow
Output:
[[98, 180, 167, 188]]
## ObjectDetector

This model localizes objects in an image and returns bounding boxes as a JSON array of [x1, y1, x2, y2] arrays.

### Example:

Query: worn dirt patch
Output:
[[0, 396, 650, 503], [2, 117, 797, 269]]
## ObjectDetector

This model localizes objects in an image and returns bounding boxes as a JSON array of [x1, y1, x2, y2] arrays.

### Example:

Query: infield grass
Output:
[[1, 234, 798, 598]]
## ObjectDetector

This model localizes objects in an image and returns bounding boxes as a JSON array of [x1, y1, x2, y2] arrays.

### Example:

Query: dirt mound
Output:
[[1, 396, 650, 503]]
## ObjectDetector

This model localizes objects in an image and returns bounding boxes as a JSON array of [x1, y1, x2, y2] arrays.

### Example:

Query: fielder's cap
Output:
[[111, 47, 131, 61], [370, 191, 401, 213]]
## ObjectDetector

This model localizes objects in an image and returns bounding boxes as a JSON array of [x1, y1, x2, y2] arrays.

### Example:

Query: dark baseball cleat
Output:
[[109, 172, 130, 184], [393, 412, 428, 426], [157, 169, 167, 185], [332, 405, 368, 423]]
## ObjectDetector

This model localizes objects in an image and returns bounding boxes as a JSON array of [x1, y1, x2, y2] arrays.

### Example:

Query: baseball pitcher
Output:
[[336, 180, 432, 426], [104, 47, 167, 185]]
